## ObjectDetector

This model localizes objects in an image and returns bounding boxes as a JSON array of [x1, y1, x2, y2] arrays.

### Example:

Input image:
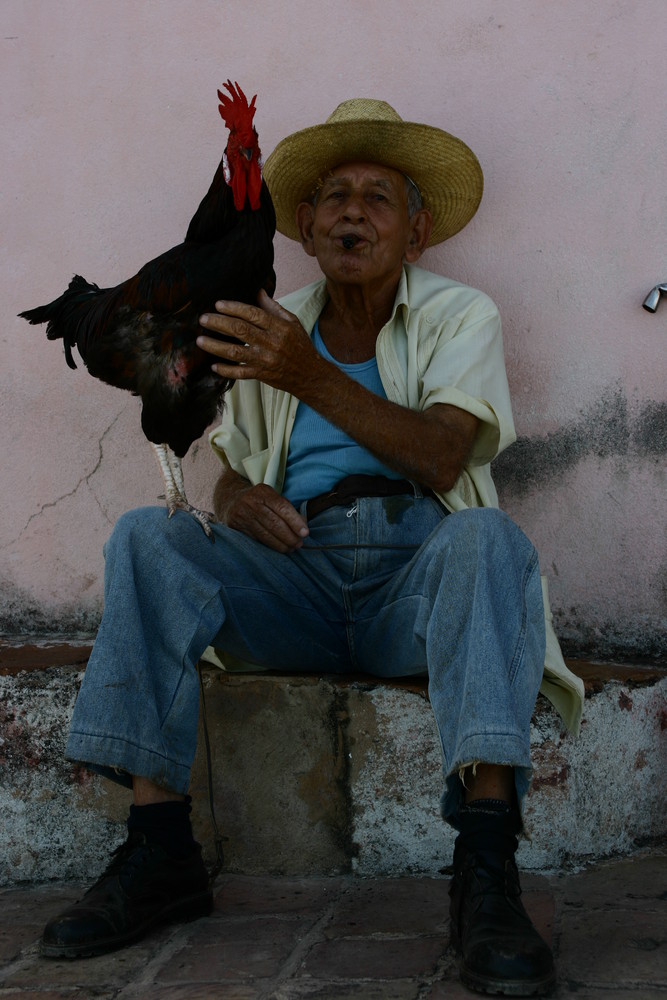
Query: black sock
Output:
[[455, 798, 521, 864], [127, 796, 197, 859]]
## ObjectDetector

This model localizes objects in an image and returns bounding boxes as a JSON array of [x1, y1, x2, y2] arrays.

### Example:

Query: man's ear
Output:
[[296, 202, 317, 258], [404, 209, 433, 263]]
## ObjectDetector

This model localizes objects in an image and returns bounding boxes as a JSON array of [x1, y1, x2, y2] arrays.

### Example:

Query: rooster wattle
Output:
[[20, 81, 276, 537]]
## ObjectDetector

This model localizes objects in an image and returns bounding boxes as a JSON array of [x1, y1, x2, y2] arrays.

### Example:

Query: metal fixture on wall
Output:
[[642, 283, 667, 312]]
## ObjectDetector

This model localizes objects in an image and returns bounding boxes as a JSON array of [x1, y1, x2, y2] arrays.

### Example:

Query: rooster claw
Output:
[[152, 444, 216, 540], [166, 498, 217, 539]]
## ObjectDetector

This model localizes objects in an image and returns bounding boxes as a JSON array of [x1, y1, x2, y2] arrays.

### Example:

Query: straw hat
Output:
[[262, 97, 483, 247]]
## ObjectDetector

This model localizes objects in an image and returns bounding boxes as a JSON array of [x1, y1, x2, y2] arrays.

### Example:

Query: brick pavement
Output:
[[0, 847, 664, 999]]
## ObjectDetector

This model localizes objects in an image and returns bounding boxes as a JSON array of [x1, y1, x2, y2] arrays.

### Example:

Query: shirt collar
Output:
[[293, 266, 410, 337], [294, 280, 330, 337], [389, 265, 410, 326]]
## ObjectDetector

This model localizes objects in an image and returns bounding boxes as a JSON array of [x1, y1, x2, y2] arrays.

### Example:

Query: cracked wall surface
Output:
[[2, 2, 666, 663]]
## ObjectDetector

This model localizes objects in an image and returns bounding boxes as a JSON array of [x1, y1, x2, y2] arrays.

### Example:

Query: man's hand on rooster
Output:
[[197, 290, 323, 394]]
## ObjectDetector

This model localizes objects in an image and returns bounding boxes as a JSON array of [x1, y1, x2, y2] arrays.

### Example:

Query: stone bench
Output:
[[0, 641, 664, 885]]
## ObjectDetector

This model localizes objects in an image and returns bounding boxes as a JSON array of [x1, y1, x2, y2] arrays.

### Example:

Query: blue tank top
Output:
[[281, 322, 403, 506]]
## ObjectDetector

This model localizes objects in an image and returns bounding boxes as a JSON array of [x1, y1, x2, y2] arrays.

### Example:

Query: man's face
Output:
[[297, 162, 429, 288]]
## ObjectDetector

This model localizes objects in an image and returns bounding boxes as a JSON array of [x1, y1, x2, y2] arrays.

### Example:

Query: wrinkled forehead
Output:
[[319, 161, 408, 191]]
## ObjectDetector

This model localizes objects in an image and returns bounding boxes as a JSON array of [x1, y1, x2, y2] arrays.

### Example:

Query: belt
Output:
[[305, 474, 434, 520]]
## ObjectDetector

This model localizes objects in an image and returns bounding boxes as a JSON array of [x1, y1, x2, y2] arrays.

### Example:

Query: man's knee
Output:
[[426, 508, 540, 599], [436, 506, 531, 551], [103, 506, 172, 559]]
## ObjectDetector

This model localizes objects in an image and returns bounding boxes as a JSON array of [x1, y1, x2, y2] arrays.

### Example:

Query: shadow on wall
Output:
[[0, 579, 103, 639], [493, 383, 667, 664], [493, 385, 667, 498]]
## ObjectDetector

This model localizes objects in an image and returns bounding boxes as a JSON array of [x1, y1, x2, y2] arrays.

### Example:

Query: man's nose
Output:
[[342, 199, 366, 222]]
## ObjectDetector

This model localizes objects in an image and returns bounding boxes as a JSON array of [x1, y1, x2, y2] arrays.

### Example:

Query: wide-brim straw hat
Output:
[[262, 97, 483, 247]]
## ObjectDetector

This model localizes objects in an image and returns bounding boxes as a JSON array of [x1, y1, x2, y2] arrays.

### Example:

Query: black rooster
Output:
[[20, 81, 276, 537]]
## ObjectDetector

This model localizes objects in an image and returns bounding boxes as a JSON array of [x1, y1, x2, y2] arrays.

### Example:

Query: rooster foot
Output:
[[152, 443, 216, 540], [166, 495, 217, 539]]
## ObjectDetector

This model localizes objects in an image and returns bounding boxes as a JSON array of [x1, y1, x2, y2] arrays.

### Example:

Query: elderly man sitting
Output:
[[42, 96, 583, 997]]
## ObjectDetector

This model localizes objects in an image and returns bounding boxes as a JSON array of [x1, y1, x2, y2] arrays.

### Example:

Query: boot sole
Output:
[[452, 927, 556, 997], [460, 960, 557, 997], [40, 889, 213, 959]]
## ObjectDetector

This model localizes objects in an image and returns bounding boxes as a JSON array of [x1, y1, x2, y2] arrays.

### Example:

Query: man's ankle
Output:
[[127, 798, 197, 859]]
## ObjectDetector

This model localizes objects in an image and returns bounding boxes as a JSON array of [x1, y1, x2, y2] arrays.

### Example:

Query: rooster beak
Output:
[[241, 147, 253, 161]]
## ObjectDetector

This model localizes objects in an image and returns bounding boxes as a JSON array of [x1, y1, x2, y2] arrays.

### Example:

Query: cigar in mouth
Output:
[[342, 235, 360, 250]]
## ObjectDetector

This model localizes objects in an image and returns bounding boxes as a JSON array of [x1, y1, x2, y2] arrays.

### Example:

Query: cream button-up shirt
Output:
[[208, 264, 584, 733]]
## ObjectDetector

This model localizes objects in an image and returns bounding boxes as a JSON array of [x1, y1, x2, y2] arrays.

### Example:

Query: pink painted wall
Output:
[[3, 0, 666, 659]]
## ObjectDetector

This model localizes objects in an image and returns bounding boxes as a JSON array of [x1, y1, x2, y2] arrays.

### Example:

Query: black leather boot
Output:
[[449, 802, 556, 996], [41, 831, 213, 958]]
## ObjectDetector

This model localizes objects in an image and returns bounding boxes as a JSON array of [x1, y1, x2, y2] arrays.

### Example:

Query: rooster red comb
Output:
[[218, 80, 257, 134]]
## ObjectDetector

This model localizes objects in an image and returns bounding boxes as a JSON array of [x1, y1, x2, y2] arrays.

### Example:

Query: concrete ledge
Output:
[[0, 641, 665, 885]]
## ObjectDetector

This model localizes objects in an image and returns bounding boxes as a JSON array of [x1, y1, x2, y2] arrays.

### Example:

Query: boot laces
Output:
[[466, 851, 522, 902], [86, 833, 159, 893]]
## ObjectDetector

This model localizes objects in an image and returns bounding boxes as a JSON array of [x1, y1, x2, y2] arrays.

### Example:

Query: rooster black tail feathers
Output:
[[19, 275, 101, 369]]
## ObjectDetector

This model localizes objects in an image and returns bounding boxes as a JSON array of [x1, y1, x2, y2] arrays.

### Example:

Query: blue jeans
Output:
[[66, 498, 545, 826]]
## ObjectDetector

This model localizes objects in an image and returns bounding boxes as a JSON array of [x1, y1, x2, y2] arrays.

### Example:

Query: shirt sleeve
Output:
[[417, 290, 516, 464]]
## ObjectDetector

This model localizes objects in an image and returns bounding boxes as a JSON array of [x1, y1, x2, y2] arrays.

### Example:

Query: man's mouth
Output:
[[340, 234, 364, 250]]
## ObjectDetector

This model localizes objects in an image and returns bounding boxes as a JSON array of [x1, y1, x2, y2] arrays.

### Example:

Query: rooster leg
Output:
[[169, 449, 187, 499], [151, 443, 216, 539]]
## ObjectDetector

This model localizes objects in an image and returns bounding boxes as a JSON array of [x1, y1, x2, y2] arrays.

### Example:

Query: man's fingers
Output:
[[212, 300, 271, 327], [201, 296, 299, 339], [250, 497, 309, 546], [196, 333, 245, 359], [198, 313, 252, 344], [237, 519, 297, 554], [214, 293, 296, 326], [227, 486, 309, 552]]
